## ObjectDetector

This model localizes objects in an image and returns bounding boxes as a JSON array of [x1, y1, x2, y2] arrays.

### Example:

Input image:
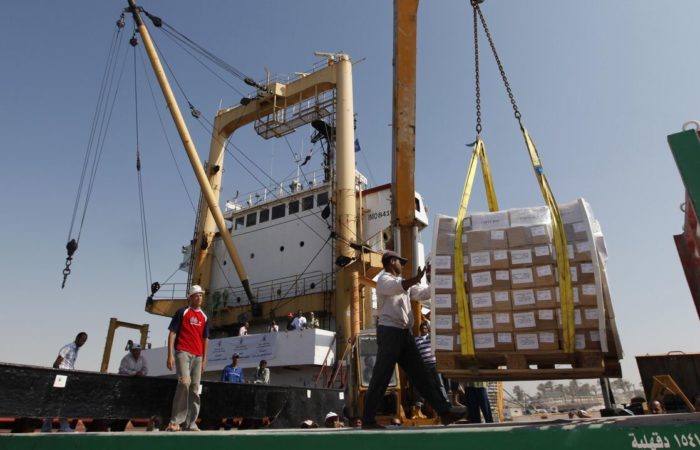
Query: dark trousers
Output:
[[363, 325, 450, 423], [465, 387, 493, 423]]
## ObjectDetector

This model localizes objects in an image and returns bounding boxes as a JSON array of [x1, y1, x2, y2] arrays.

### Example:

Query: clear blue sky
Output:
[[1, 1, 699, 392]]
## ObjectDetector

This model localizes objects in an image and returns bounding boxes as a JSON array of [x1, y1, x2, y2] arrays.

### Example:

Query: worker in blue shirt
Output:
[[221, 353, 244, 383]]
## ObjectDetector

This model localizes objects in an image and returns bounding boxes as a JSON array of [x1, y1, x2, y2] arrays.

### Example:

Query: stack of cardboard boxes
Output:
[[431, 200, 616, 357]]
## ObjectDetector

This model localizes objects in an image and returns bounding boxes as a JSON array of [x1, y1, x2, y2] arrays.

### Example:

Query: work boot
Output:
[[410, 406, 427, 419], [440, 405, 466, 426]]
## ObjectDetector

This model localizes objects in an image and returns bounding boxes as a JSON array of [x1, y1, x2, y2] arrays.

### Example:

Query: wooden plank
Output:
[[441, 367, 606, 382]]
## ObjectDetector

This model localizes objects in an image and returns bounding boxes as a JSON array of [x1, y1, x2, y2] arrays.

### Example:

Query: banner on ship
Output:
[[208, 333, 278, 364]]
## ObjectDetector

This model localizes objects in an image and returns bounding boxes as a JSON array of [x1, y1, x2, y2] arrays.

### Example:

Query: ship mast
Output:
[[126, 0, 256, 304]]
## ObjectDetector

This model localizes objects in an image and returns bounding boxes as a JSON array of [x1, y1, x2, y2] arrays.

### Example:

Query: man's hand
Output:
[[201, 359, 207, 373], [167, 354, 175, 371]]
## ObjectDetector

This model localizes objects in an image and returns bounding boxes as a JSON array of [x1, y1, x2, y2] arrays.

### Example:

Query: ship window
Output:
[[246, 212, 257, 227], [302, 195, 314, 211], [271, 204, 286, 220], [317, 192, 329, 206], [234, 216, 245, 230], [288, 200, 300, 214], [259, 209, 269, 223], [415, 197, 421, 212]]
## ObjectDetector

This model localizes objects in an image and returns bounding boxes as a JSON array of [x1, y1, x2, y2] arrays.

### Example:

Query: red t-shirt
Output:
[[169, 307, 209, 356]]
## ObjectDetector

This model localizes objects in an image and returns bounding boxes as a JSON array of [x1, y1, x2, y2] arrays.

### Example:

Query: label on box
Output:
[[573, 222, 587, 233], [580, 263, 594, 275], [462, 234, 468, 243], [584, 308, 599, 321], [471, 271, 493, 288], [582, 284, 596, 296], [435, 335, 454, 351], [471, 292, 492, 309], [495, 270, 510, 281], [470, 251, 491, 267], [539, 331, 556, 344], [516, 333, 539, 350], [435, 314, 453, 330], [536, 265, 553, 277], [513, 311, 536, 328], [511, 249, 533, 265], [472, 314, 494, 330], [510, 207, 550, 227], [538, 309, 554, 320], [494, 291, 510, 303], [590, 330, 601, 342], [530, 225, 547, 237], [497, 332, 513, 343], [536, 289, 552, 302], [574, 309, 582, 325], [434, 274, 453, 290], [575, 334, 586, 350], [511, 268, 534, 285], [570, 267, 578, 283], [493, 250, 508, 262], [512, 289, 535, 307], [434, 294, 453, 309], [567, 244, 575, 259], [433, 255, 452, 270], [495, 312, 511, 324], [470, 211, 510, 230], [534, 245, 551, 257], [474, 333, 495, 349], [576, 241, 591, 253], [559, 202, 584, 224], [491, 230, 506, 241]]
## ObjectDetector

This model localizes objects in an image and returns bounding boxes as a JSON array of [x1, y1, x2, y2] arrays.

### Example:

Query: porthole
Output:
[[280, 246, 285, 252], [299, 241, 305, 247], [250, 253, 255, 259]]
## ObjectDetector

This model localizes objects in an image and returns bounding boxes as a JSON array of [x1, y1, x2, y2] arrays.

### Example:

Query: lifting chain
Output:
[[473, 5, 482, 135], [61, 239, 79, 289], [472, 1, 523, 126]]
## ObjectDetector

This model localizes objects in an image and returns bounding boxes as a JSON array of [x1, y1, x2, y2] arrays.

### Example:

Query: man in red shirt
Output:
[[165, 285, 210, 431]]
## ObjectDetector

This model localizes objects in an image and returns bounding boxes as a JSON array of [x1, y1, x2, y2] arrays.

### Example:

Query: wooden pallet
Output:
[[436, 350, 618, 381]]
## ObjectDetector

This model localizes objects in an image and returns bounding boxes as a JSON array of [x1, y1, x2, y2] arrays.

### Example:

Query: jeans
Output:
[[41, 417, 72, 432], [363, 326, 450, 423], [169, 350, 202, 428], [465, 387, 494, 423]]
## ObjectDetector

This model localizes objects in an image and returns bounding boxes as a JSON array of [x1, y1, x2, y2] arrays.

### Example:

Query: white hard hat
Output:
[[189, 285, 205, 297], [325, 412, 339, 420]]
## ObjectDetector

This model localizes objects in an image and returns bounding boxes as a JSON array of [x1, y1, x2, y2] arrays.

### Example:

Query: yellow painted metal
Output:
[[520, 127, 574, 353], [454, 139, 499, 356], [100, 318, 149, 373]]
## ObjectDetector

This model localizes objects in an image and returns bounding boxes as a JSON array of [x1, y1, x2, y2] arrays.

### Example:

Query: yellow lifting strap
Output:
[[520, 126, 575, 353], [454, 138, 499, 357]]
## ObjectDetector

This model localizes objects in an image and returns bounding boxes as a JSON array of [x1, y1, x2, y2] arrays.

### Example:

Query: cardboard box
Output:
[[491, 249, 510, 269], [574, 240, 593, 262], [493, 311, 513, 332], [515, 332, 539, 351], [473, 332, 496, 351], [555, 266, 578, 283], [489, 229, 508, 249], [538, 331, 560, 350], [585, 328, 602, 350], [435, 333, 459, 352], [469, 251, 492, 270], [555, 285, 580, 305], [433, 274, 454, 293], [533, 244, 554, 264], [557, 308, 582, 329], [512, 289, 536, 310], [495, 332, 516, 351], [493, 270, 511, 290], [470, 291, 493, 311], [578, 262, 596, 283], [434, 313, 455, 331], [434, 293, 457, 311], [433, 254, 453, 273], [574, 333, 586, 350], [462, 230, 491, 252], [510, 248, 533, 267], [565, 221, 588, 241], [472, 313, 494, 331], [437, 216, 457, 231], [528, 224, 552, 245], [492, 290, 512, 311], [469, 271, 493, 291], [536, 309, 558, 330], [511, 267, 534, 288], [534, 264, 556, 286], [509, 206, 550, 228], [535, 287, 556, 309], [436, 232, 456, 255], [506, 227, 531, 248], [580, 307, 600, 328], [512, 310, 537, 330], [466, 211, 510, 231], [578, 283, 598, 306]]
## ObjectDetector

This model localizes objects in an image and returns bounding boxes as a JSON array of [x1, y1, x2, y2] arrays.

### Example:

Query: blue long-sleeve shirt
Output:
[[221, 364, 244, 383]]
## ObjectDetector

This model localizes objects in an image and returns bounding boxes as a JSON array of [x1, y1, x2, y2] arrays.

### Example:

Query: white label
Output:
[[584, 308, 599, 321], [495, 312, 511, 324], [538, 309, 554, 320], [433, 255, 452, 270], [582, 284, 596, 296], [536, 289, 552, 302], [491, 230, 506, 241], [536, 265, 553, 277], [435, 314, 453, 330], [339, 392, 345, 400], [513, 311, 536, 328], [512, 289, 535, 306], [435, 335, 454, 351], [534, 245, 551, 257], [530, 225, 546, 237], [573, 222, 587, 233], [509, 207, 551, 227], [567, 244, 575, 259], [576, 241, 591, 253], [471, 292, 493, 309], [474, 333, 495, 349], [539, 332, 556, 344], [434, 274, 453, 290], [573, 287, 580, 304], [510, 249, 533, 265], [559, 202, 584, 224], [570, 267, 578, 283], [580, 263, 594, 274], [495, 270, 510, 281], [53, 375, 67, 388], [516, 333, 539, 350], [589, 330, 601, 342], [198, 384, 203, 395], [471, 271, 493, 288], [470, 251, 491, 267], [574, 309, 582, 325], [575, 334, 586, 350], [497, 332, 513, 343], [470, 211, 510, 230], [493, 250, 508, 261], [462, 233, 468, 243], [494, 291, 510, 303], [307, 389, 312, 398], [472, 314, 494, 330], [434, 293, 453, 309], [511, 268, 534, 285], [455, 314, 460, 325]]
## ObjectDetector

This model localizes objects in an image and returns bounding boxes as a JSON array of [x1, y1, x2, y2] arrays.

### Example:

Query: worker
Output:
[[362, 250, 465, 429]]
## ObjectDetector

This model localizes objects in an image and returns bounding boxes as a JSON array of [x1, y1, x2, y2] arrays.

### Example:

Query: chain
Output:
[[473, 4, 482, 135], [474, 2, 522, 123]]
